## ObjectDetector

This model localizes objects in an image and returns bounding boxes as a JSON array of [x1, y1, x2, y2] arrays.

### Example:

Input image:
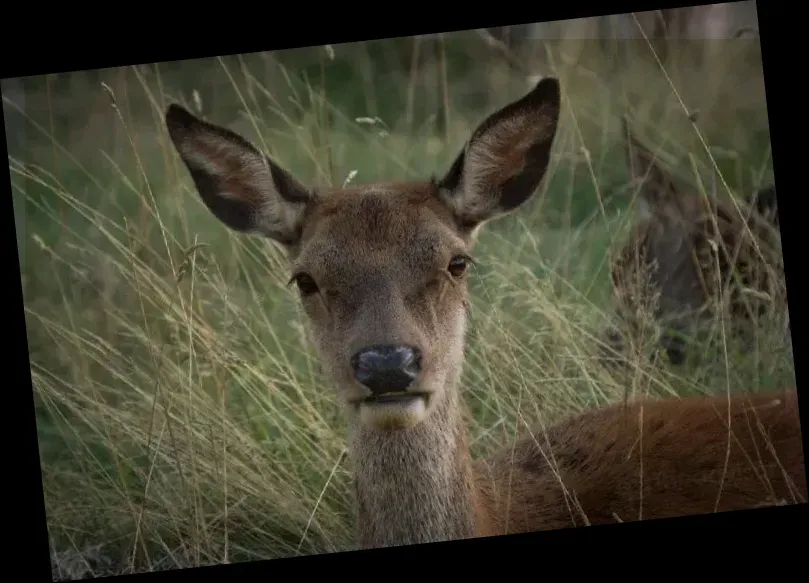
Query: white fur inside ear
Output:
[[254, 192, 309, 240], [181, 134, 271, 198], [451, 110, 548, 221], [179, 132, 307, 239]]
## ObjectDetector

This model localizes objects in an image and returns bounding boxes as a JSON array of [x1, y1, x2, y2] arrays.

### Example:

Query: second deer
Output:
[[165, 77, 805, 550], [606, 119, 783, 366]]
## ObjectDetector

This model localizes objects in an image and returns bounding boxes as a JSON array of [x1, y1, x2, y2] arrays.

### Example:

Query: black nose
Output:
[[351, 344, 422, 395]]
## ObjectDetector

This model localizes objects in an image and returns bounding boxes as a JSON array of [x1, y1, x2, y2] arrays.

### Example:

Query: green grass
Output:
[[5, 32, 793, 579]]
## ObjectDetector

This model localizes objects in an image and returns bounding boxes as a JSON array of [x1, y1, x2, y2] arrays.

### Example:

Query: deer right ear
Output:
[[165, 104, 314, 246], [436, 76, 561, 230]]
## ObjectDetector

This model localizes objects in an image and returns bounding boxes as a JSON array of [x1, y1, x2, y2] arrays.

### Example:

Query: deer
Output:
[[605, 118, 783, 367], [164, 76, 806, 550]]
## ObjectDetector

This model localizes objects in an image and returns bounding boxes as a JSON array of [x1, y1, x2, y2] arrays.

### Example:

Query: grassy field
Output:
[[5, 29, 794, 579]]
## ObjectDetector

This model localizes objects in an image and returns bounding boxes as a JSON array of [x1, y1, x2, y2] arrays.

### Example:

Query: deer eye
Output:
[[447, 255, 471, 278], [290, 272, 320, 297]]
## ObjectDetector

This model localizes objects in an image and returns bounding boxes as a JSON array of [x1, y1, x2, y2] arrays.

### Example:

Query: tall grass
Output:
[[5, 27, 793, 579]]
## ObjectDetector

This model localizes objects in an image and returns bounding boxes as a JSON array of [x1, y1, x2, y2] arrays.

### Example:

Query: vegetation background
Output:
[[3, 2, 794, 579]]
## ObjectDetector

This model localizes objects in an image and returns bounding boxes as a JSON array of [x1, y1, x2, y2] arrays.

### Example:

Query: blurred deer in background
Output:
[[605, 118, 782, 367]]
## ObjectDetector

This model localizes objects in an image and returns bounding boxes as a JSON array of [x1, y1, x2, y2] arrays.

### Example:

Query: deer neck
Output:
[[349, 385, 479, 549]]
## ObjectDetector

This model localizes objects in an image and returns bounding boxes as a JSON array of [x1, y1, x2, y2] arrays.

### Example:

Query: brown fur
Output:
[[475, 390, 805, 534], [607, 118, 784, 365], [165, 78, 805, 550]]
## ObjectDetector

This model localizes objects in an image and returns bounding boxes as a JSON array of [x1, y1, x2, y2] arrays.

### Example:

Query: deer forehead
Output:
[[295, 184, 467, 283]]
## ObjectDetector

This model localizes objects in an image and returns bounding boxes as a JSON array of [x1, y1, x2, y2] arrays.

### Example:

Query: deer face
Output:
[[165, 77, 561, 431]]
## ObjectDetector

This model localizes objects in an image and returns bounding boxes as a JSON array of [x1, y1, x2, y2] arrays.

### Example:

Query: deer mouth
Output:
[[363, 392, 429, 405], [357, 392, 431, 429]]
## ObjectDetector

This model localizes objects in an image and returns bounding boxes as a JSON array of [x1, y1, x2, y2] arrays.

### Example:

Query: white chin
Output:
[[359, 396, 428, 430]]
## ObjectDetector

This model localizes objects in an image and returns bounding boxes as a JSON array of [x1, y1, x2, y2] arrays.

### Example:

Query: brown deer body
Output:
[[165, 77, 805, 550], [475, 389, 804, 535], [607, 119, 783, 366]]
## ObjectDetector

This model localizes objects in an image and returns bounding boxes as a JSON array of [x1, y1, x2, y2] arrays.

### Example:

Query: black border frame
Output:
[[3, 0, 804, 579]]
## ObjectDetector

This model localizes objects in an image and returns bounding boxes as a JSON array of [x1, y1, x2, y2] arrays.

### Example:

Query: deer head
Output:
[[165, 77, 562, 433], [617, 118, 781, 364]]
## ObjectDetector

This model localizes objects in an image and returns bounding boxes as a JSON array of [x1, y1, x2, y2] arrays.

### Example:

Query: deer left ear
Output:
[[165, 104, 315, 247], [436, 76, 561, 230]]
